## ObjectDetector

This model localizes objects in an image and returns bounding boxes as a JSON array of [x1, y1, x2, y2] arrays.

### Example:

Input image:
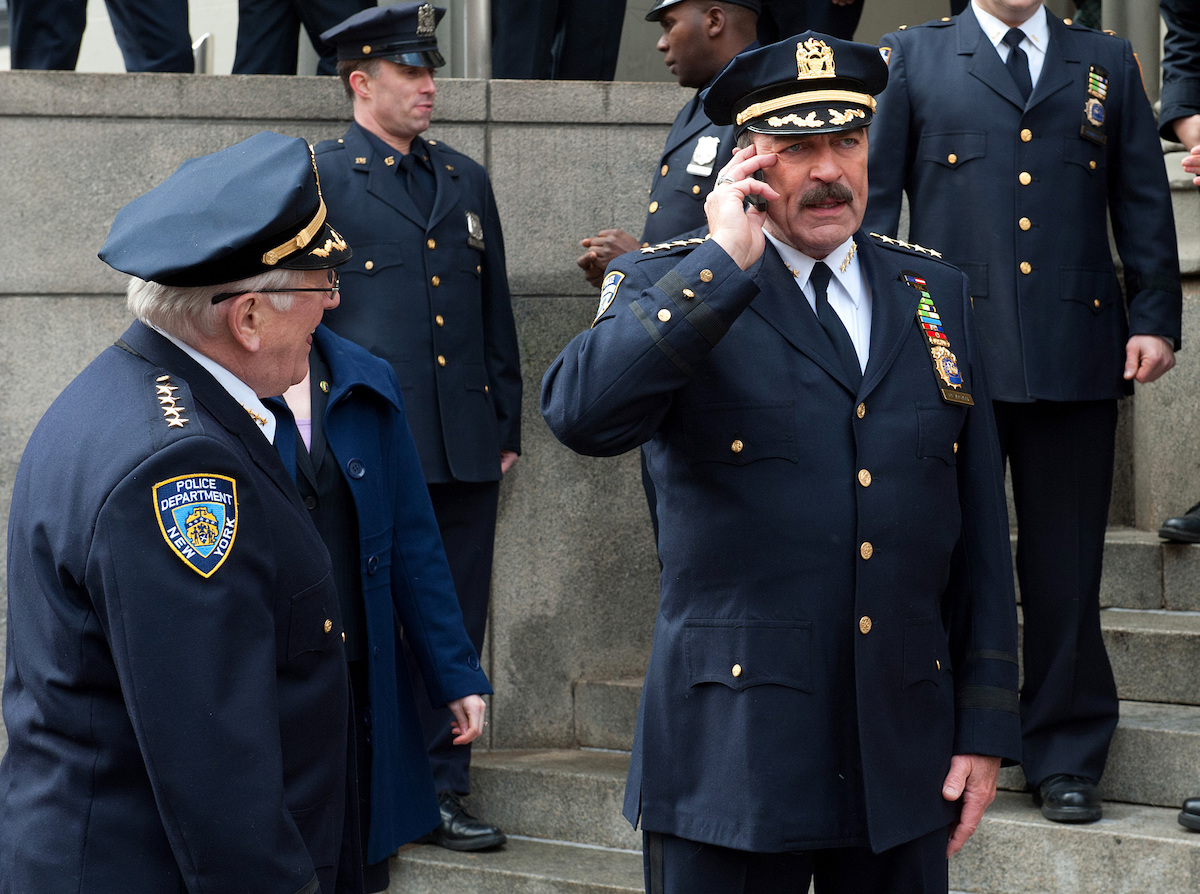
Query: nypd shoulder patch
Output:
[[593, 270, 625, 327], [154, 473, 239, 578]]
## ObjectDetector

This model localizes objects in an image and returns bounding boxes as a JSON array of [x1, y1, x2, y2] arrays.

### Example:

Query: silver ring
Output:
[[716, 176, 734, 186]]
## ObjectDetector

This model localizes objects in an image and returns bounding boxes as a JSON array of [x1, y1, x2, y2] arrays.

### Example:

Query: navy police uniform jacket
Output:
[[315, 124, 522, 484], [0, 322, 357, 893], [865, 10, 1182, 403], [542, 234, 1021, 852], [641, 77, 746, 245], [272, 326, 492, 862]]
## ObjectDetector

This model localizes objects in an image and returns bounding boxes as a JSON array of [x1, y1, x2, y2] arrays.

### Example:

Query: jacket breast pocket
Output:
[[902, 615, 951, 689], [682, 402, 798, 467], [287, 572, 342, 661], [341, 242, 403, 278], [684, 619, 813, 692], [919, 131, 987, 169], [916, 402, 966, 465], [1062, 137, 1105, 174]]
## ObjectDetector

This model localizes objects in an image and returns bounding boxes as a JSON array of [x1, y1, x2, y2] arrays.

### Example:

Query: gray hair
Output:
[[126, 268, 305, 344]]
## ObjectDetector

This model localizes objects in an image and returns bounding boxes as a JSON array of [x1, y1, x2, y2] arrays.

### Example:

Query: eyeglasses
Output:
[[211, 269, 340, 304]]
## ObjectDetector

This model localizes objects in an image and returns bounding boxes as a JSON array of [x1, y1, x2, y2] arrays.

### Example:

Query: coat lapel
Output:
[[343, 125, 428, 230], [121, 322, 306, 510], [1027, 13, 1080, 110], [660, 93, 710, 161], [859, 234, 920, 399], [960, 8, 1028, 110], [425, 139, 462, 233], [748, 243, 859, 393]]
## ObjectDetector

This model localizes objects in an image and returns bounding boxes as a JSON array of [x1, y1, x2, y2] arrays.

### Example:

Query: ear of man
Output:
[[225, 292, 265, 354]]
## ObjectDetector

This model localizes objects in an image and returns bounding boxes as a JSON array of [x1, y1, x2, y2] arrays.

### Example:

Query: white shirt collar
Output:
[[972, 1, 1049, 63], [765, 232, 861, 307], [151, 325, 277, 444]]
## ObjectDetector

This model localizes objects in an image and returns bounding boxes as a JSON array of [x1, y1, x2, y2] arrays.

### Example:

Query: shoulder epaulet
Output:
[[638, 234, 712, 257], [425, 137, 466, 158], [313, 138, 344, 156], [869, 232, 952, 263]]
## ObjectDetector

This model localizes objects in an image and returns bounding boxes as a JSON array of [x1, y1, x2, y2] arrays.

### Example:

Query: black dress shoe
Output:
[[1033, 774, 1102, 823], [1180, 797, 1200, 831], [420, 791, 507, 851], [1158, 502, 1200, 543]]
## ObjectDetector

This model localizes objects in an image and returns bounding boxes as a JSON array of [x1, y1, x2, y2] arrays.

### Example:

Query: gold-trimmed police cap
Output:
[[99, 132, 352, 287], [703, 32, 888, 136], [321, 2, 446, 67], [645, 0, 761, 21]]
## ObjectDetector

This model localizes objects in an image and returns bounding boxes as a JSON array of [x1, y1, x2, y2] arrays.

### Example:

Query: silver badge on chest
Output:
[[686, 135, 721, 177], [466, 211, 485, 250]]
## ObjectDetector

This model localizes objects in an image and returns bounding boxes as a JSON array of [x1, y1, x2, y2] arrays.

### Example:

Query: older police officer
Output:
[[0, 133, 359, 892], [543, 35, 1020, 894]]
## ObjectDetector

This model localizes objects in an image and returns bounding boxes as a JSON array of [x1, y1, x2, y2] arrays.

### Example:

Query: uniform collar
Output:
[[151, 325, 277, 443], [765, 232, 862, 308]]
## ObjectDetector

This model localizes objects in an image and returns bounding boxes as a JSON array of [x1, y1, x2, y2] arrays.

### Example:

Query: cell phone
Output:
[[746, 169, 766, 210]]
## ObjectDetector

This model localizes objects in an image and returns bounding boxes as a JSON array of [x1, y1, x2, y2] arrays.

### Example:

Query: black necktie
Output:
[[398, 151, 433, 221], [809, 262, 862, 389], [1003, 28, 1032, 101]]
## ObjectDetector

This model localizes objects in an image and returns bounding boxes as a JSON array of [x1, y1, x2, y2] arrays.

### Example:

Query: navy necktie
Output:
[[1003, 28, 1032, 102], [809, 262, 862, 389], [398, 151, 434, 221]]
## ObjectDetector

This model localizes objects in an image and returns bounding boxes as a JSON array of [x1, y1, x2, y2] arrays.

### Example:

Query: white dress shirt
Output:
[[972, 0, 1049, 89]]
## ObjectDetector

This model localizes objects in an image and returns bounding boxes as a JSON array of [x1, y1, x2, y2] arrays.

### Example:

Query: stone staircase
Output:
[[386, 529, 1200, 893]]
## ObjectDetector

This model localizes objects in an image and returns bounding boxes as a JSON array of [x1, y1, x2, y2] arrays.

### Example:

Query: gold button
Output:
[[1063, 18, 1072, 25], [427, 238, 436, 250], [1019, 217, 1031, 231], [428, 140, 437, 145], [1020, 261, 1032, 274], [435, 314, 445, 327], [342, 632, 346, 642], [431, 275, 441, 286], [437, 355, 447, 367], [936, 659, 941, 670], [947, 153, 957, 165], [1093, 299, 1101, 309], [859, 616, 872, 635], [485, 385, 489, 393], [365, 260, 374, 270], [940, 16, 950, 21], [1019, 171, 1032, 185], [732, 664, 742, 678], [858, 469, 872, 487], [362, 44, 371, 54], [953, 442, 958, 454], [649, 201, 659, 213], [692, 185, 701, 195], [860, 541, 874, 560], [682, 288, 695, 299], [1089, 160, 1097, 170], [324, 619, 333, 634], [700, 269, 713, 282], [1020, 128, 1032, 142], [661, 164, 669, 177], [731, 439, 744, 453], [856, 402, 866, 419], [657, 309, 671, 322], [476, 265, 482, 274]]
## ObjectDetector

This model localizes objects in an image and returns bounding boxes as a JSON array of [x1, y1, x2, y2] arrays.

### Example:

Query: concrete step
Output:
[[387, 836, 642, 894], [950, 791, 1200, 894], [470, 749, 639, 851], [1102, 608, 1200, 705], [996, 700, 1200, 808]]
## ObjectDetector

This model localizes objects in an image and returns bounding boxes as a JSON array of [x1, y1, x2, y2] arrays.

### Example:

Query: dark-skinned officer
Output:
[[544, 33, 1020, 894], [0, 132, 359, 891], [315, 2, 522, 852]]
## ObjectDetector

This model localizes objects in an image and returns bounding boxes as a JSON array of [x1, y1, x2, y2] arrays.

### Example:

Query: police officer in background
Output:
[[316, 2, 522, 852], [545, 34, 1020, 894], [232, 0, 371, 75], [0, 132, 359, 891], [865, 0, 1182, 825], [577, 0, 761, 287], [491, 0, 627, 80]]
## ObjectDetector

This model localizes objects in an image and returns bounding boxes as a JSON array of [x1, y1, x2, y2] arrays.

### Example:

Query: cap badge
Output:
[[797, 38, 836, 80], [418, 3, 436, 36]]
